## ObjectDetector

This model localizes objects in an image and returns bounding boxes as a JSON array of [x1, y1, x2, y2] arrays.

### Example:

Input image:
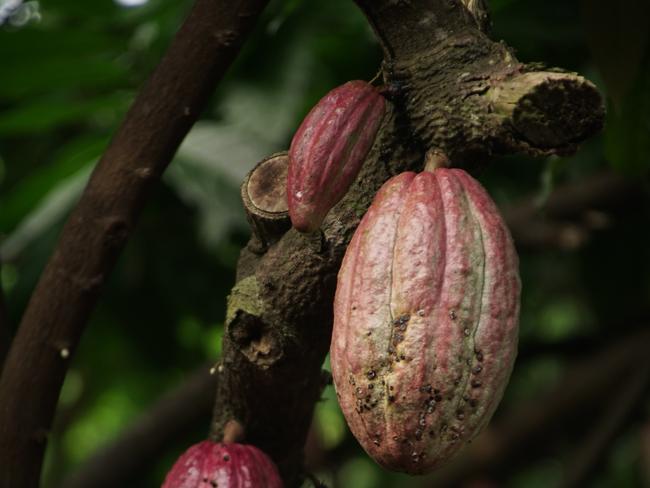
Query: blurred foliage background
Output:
[[1, 0, 649, 486]]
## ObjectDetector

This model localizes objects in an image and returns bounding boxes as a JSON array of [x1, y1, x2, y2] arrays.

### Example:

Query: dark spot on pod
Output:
[[368, 384, 374, 390], [356, 387, 364, 397], [434, 393, 443, 402], [450, 432, 459, 441], [389, 385, 394, 391], [415, 429, 423, 440], [348, 375, 356, 386], [388, 395, 396, 402], [469, 398, 478, 408], [440, 423, 448, 433], [366, 331, 372, 336], [449, 309, 457, 320], [211, 481, 218, 488], [411, 452, 420, 463], [471, 379, 482, 388], [472, 365, 483, 374], [203, 479, 209, 483], [223, 454, 230, 461], [400, 354, 406, 360], [463, 328, 470, 336], [367, 370, 376, 380], [393, 435, 399, 441], [475, 349, 484, 362], [456, 410, 465, 420], [373, 439, 381, 446], [419, 384, 433, 394], [429, 430, 435, 437]]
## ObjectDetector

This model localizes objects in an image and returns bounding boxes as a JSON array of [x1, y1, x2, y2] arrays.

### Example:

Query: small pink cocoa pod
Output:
[[162, 440, 283, 488], [287, 80, 386, 233], [331, 167, 520, 474]]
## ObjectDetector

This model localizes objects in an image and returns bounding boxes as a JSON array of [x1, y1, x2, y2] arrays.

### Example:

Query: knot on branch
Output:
[[226, 276, 282, 368]]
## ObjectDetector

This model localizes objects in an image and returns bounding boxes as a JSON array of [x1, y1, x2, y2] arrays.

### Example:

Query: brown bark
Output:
[[209, 0, 605, 486], [0, 1, 269, 486]]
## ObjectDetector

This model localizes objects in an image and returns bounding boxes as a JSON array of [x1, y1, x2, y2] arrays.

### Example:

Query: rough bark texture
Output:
[[210, 0, 604, 486], [0, 1, 269, 486]]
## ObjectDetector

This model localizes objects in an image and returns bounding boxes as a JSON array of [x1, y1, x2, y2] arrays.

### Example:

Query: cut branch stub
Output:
[[356, 0, 604, 163], [487, 71, 604, 149], [241, 152, 291, 253]]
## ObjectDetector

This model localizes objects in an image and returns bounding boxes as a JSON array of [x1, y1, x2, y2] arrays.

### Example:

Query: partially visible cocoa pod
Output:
[[330, 167, 520, 474], [162, 440, 283, 488], [287, 80, 386, 233]]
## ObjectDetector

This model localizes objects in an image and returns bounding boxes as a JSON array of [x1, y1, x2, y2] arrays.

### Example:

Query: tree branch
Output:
[[58, 365, 217, 488], [503, 170, 641, 250], [0, 1, 269, 486], [561, 360, 649, 488], [209, 1, 604, 486]]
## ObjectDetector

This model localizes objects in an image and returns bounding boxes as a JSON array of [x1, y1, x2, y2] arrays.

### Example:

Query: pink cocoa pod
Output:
[[287, 80, 386, 233], [331, 168, 520, 474], [162, 440, 283, 488]]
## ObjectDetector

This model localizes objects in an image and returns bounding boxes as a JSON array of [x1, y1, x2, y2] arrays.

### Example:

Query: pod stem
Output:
[[222, 419, 246, 444], [423, 149, 451, 173]]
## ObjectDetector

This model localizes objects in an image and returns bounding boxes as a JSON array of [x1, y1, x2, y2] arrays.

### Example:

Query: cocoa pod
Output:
[[287, 80, 386, 233], [331, 168, 520, 474], [162, 440, 283, 488]]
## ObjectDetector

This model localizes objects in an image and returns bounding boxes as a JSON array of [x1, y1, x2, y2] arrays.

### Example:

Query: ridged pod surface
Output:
[[162, 440, 283, 488], [287, 80, 386, 232], [331, 168, 520, 474]]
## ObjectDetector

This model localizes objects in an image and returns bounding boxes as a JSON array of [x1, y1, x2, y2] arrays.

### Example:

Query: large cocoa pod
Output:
[[162, 440, 283, 488], [331, 168, 520, 474], [287, 80, 386, 233]]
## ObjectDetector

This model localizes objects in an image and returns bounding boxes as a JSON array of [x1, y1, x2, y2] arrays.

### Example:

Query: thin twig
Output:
[[58, 365, 218, 488], [561, 358, 650, 488], [0, 1, 270, 486], [503, 170, 640, 250]]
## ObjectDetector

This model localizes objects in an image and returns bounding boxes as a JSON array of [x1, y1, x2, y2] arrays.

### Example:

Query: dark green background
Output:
[[1, 0, 649, 486]]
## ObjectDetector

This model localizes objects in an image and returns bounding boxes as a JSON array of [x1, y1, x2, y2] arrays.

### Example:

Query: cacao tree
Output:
[[0, 0, 648, 487]]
